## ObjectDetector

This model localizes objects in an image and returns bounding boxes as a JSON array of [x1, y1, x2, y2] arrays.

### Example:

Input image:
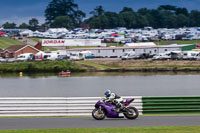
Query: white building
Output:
[[65, 44, 193, 58]]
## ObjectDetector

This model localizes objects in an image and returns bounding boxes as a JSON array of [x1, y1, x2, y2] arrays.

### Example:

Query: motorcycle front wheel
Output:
[[123, 106, 139, 119], [92, 108, 105, 120]]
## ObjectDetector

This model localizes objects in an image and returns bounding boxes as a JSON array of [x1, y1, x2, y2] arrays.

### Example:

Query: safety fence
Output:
[[142, 96, 200, 114], [0, 96, 142, 117], [0, 96, 199, 117]]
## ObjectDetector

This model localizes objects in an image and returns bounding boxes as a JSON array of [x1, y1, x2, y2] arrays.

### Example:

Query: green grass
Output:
[[78, 61, 200, 71], [0, 37, 24, 49], [154, 39, 200, 45], [0, 126, 200, 133], [78, 61, 112, 70], [42, 47, 58, 51], [30, 38, 44, 42], [1, 60, 200, 73], [0, 61, 86, 73], [106, 43, 124, 47]]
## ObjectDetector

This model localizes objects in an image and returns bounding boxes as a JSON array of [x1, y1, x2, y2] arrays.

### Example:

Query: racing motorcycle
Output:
[[92, 98, 139, 120]]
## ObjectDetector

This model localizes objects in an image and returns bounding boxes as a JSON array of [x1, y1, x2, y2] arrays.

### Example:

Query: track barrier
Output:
[[142, 96, 200, 114], [0, 96, 142, 117], [0, 96, 199, 117]]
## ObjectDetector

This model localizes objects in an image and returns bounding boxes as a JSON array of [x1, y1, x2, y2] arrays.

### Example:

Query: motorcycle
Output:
[[92, 98, 139, 120]]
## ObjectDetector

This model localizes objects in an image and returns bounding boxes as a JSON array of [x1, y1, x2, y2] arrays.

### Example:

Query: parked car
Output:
[[56, 55, 70, 60], [136, 53, 155, 59], [85, 54, 95, 59], [43, 53, 59, 61], [43, 54, 51, 61], [0, 57, 7, 63], [69, 52, 85, 61], [7, 58, 16, 63], [196, 53, 200, 60], [170, 51, 182, 60], [121, 51, 136, 60], [152, 52, 171, 60], [17, 53, 34, 62]]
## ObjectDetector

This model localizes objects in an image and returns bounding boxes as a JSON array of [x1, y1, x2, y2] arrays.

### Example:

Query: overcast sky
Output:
[[0, 0, 199, 25]]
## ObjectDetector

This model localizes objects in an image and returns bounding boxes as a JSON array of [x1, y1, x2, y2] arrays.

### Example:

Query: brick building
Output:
[[0, 45, 40, 58]]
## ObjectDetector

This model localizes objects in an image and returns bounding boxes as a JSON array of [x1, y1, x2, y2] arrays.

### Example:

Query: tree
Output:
[[176, 8, 188, 16], [189, 10, 200, 27], [162, 12, 177, 28], [2, 22, 16, 29], [149, 10, 165, 28], [90, 5, 105, 16], [119, 11, 137, 28], [176, 14, 188, 27], [50, 16, 73, 29], [19, 23, 29, 29], [40, 23, 49, 32], [137, 8, 149, 15], [45, 0, 85, 26], [136, 14, 149, 28], [29, 18, 39, 31], [86, 5, 200, 29], [87, 15, 109, 29], [158, 5, 177, 12], [104, 12, 119, 28], [120, 7, 134, 13], [73, 10, 86, 27]]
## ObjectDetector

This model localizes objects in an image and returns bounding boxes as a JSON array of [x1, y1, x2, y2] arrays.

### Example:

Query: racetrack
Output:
[[0, 116, 200, 130]]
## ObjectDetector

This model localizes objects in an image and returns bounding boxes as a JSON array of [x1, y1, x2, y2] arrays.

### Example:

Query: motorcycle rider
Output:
[[104, 90, 124, 112]]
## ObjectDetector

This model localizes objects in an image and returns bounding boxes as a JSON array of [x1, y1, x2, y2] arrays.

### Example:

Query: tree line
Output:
[[1, 0, 200, 31]]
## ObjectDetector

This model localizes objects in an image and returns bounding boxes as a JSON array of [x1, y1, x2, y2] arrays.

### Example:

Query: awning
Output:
[[0, 31, 6, 36], [111, 33, 120, 36]]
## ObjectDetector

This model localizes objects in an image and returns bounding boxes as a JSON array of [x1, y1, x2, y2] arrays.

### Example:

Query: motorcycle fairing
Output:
[[96, 101, 119, 118]]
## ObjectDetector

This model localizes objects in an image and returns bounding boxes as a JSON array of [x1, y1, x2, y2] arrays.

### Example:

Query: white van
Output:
[[17, 53, 34, 62], [43, 53, 59, 61], [121, 51, 136, 60], [182, 51, 199, 60], [152, 51, 171, 60], [69, 52, 85, 61]]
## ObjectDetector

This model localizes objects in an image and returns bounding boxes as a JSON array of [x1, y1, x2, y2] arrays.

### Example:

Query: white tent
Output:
[[124, 42, 156, 47], [20, 30, 33, 36], [47, 28, 68, 33]]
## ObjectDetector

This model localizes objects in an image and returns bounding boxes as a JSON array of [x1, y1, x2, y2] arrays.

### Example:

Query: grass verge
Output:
[[0, 61, 87, 73], [80, 60, 200, 72], [0, 126, 200, 133], [154, 39, 200, 45], [0, 37, 24, 49], [1, 60, 200, 73]]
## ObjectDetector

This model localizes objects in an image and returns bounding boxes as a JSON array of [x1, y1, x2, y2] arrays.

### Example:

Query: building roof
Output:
[[0, 48, 4, 53], [5, 45, 26, 53], [4, 45, 40, 53]]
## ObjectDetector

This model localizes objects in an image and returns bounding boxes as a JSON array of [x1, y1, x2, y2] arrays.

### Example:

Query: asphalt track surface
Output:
[[0, 116, 200, 130]]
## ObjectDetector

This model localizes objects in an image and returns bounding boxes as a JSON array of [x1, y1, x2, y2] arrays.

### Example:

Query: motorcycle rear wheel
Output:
[[123, 106, 139, 119], [92, 108, 105, 120]]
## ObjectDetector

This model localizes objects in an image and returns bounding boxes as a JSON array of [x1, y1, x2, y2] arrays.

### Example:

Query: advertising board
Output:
[[42, 39, 102, 46]]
